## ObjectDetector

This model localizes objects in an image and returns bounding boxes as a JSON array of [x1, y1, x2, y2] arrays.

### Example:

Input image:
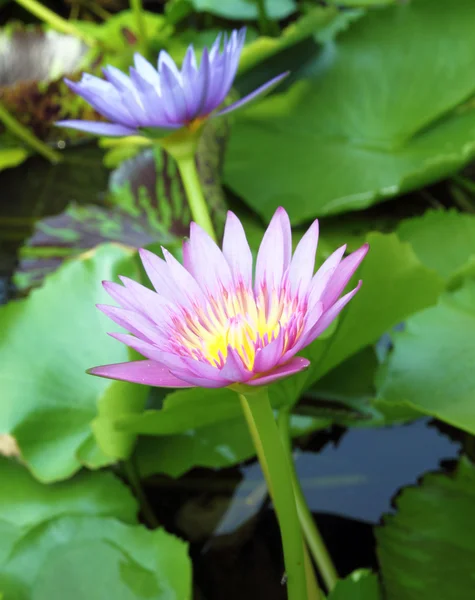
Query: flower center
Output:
[[169, 284, 305, 371]]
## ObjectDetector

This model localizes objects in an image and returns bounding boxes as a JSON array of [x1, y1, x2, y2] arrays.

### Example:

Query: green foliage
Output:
[[0, 245, 148, 482], [377, 280, 475, 435], [328, 569, 381, 599], [225, 0, 475, 223], [376, 458, 475, 600], [397, 209, 475, 284], [189, 0, 296, 20]]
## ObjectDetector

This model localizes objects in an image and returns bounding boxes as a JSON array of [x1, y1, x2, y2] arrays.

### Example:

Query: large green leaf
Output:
[[0, 458, 137, 527], [225, 0, 475, 223], [397, 209, 475, 284], [328, 570, 381, 599], [136, 413, 326, 478], [190, 0, 295, 20], [377, 280, 475, 435], [376, 458, 475, 600], [0, 245, 148, 482], [0, 516, 191, 600]]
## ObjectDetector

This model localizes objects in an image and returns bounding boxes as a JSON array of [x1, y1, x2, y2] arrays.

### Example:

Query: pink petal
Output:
[[304, 281, 363, 346], [308, 245, 347, 306], [255, 207, 292, 292], [161, 247, 207, 305], [219, 347, 252, 383], [118, 276, 175, 325], [102, 281, 140, 312], [97, 304, 159, 344], [110, 332, 174, 363], [222, 211, 253, 288], [247, 357, 310, 386], [183, 223, 233, 296], [88, 360, 193, 387], [321, 244, 369, 310], [288, 219, 319, 294], [253, 332, 284, 373]]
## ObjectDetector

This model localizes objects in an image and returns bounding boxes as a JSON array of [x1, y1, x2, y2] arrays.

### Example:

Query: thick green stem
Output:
[[175, 154, 216, 241], [13, 0, 96, 45], [0, 102, 62, 164], [159, 131, 216, 241], [278, 409, 339, 592], [123, 457, 159, 529], [129, 0, 148, 56], [239, 389, 308, 600]]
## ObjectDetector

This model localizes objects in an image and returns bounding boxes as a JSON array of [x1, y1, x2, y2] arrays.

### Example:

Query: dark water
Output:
[[144, 419, 460, 599]]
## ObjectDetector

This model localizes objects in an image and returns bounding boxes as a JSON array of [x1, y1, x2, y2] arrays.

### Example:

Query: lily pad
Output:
[[376, 280, 475, 436], [0, 244, 149, 482], [0, 516, 191, 600], [225, 0, 475, 223], [376, 458, 475, 600], [328, 570, 381, 600], [190, 0, 295, 20]]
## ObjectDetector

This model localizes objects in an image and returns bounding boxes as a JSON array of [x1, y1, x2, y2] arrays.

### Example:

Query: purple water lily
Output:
[[57, 28, 288, 137], [89, 207, 368, 389]]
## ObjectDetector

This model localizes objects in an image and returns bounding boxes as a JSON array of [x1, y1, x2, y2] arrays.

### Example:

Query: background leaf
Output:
[[328, 569, 381, 599], [0, 244, 148, 482], [376, 458, 475, 600], [225, 0, 475, 222], [376, 280, 475, 436]]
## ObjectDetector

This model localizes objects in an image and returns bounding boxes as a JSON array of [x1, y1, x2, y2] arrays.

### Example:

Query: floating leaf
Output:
[[14, 202, 172, 291], [0, 245, 149, 482], [397, 208, 475, 284], [0, 516, 190, 600], [376, 458, 475, 600], [0, 457, 137, 528], [377, 281, 475, 436], [190, 0, 295, 20], [225, 0, 475, 222], [328, 569, 381, 600]]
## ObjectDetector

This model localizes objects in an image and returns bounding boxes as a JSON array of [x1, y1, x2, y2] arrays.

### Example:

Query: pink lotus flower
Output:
[[89, 208, 368, 388]]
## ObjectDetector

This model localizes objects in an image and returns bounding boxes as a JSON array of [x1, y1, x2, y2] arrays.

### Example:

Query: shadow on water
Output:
[[145, 419, 460, 599]]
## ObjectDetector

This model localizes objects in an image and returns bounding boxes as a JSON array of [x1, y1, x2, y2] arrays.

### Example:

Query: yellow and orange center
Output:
[[169, 284, 305, 371]]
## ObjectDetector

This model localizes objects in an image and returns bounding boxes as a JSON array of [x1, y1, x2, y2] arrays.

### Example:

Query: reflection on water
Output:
[[293, 419, 460, 523]]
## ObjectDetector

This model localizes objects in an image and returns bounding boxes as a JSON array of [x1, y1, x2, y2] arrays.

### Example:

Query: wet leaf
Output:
[[225, 0, 475, 222], [0, 245, 149, 482], [377, 458, 475, 600]]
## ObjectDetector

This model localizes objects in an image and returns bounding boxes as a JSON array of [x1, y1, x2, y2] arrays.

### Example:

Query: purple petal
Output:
[[304, 282, 363, 346], [183, 223, 233, 296], [253, 332, 284, 374], [222, 211, 253, 288], [216, 72, 289, 117], [308, 245, 347, 306], [321, 244, 369, 310], [247, 357, 310, 386], [255, 207, 291, 291], [88, 360, 193, 387], [194, 47, 211, 118], [288, 219, 319, 294], [159, 60, 188, 124], [97, 304, 159, 344], [134, 53, 161, 88], [55, 120, 137, 137]]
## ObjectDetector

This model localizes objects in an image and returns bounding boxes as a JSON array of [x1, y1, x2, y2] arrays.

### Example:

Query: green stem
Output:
[[175, 154, 217, 241], [123, 457, 159, 529], [129, 0, 148, 56], [13, 0, 96, 46], [0, 102, 62, 164], [278, 409, 339, 592], [254, 0, 279, 36], [239, 389, 308, 600]]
